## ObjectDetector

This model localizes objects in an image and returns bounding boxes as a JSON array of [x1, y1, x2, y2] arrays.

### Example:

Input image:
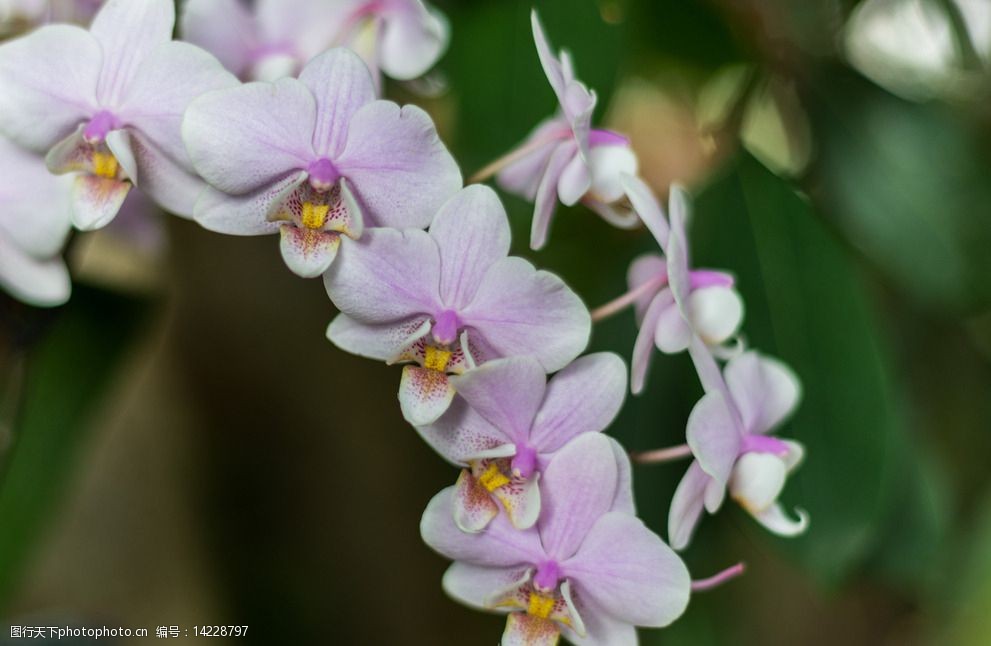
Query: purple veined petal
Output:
[[654, 296, 692, 353], [725, 350, 803, 435], [183, 78, 317, 195], [447, 356, 547, 447], [128, 130, 211, 218], [621, 174, 670, 249], [421, 486, 547, 566], [180, 0, 258, 79], [442, 562, 530, 612], [538, 434, 621, 561], [416, 396, 516, 466], [630, 290, 673, 395], [627, 254, 667, 322], [116, 41, 238, 170], [667, 460, 710, 551], [687, 391, 742, 488], [0, 233, 70, 307], [323, 227, 441, 323], [326, 313, 432, 362], [453, 469, 502, 533], [195, 171, 306, 235], [90, 0, 175, 106], [336, 100, 462, 228], [70, 174, 131, 231], [557, 153, 591, 206], [496, 118, 569, 202], [461, 257, 591, 373], [429, 185, 511, 310], [298, 48, 376, 158], [686, 285, 745, 347], [278, 226, 341, 278], [561, 599, 637, 646], [752, 502, 810, 537], [530, 140, 576, 251], [378, 0, 450, 80], [530, 353, 626, 453], [399, 364, 456, 425], [0, 24, 101, 152], [563, 512, 690, 628]]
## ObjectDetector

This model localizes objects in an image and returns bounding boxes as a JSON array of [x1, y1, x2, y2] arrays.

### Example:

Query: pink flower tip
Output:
[[308, 158, 340, 192]]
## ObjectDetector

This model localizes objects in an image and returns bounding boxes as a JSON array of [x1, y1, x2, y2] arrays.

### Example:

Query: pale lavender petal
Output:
[[117, 41, 238, 169], [0, 234, 70, 307], [0, 140, 73, 257], [447, 356, 546, 446], [399, 365, 456, 426], [279, 226, 341, 278], [627, 254, 667, 322], [497, 118, 569, 201], [326, 314, 431, 362], [622, 174, 669, 249], [180, 0, 257, 78], [665, 184, 692, 305], [91, 0, 174, 105], [71, 175, 131, 230], [298, 48, 376, 158], [564, 604, 636, 646], [421, 486, 546, 566], [323, 227, 441, 323], [452, 469, 501, 533], [183, 78, 316, 195], [538, 434, 620, 561], [461, 257, 590, 372], [194, 172, 306, 235], [255, 0, 347, 60], [631, 290, 672, 395], [416, 396, 516, 465], [725, 351, 802, 435], [687, 391, 742, 488], [654, 297, 692, 353], [379, 0, 450, 80], [442, 562, 529, 611], [607, 436, 636, 517], [530, 353, 626, 453], [128, 130, 210, 218], [105, 129, 138, 184], [752, 502, 810, 537], [557, 153, 591, 206], [564, 512, 690, 628], [429, 185, 511, 310], [0, 25, 101, 151], [667, 461, 710, 551], [336, 100, 461, 228], [530, 140, 575, 250]]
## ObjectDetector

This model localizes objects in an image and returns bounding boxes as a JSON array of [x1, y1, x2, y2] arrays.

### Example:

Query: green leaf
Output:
[[0, 284, 149, 609], [691, 152, 902, 585]]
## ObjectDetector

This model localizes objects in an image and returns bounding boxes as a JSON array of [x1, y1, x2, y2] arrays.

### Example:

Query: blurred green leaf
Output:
[[692, 152, 902, 585], [800, 67, 991, 313], [935, 487, 991, 645], [0, 284, 148, 609]]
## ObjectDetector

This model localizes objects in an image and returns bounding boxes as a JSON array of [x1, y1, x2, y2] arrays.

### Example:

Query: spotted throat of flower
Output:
[[453, 444, 541, 533], [493, 568, 585, 646]]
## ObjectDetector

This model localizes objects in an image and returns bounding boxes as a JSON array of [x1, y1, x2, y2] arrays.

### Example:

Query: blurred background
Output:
[[1, 0, 991, 644]]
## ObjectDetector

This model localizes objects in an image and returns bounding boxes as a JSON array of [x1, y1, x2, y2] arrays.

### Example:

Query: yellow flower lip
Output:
[[301, 202, 330, 230]]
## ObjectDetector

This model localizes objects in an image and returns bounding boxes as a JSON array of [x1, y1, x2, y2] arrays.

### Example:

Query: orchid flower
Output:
[[419, 352, 627, 532], [182, 47, 461, 279], [482, 10, 640, 250], [0, 136, 73, 307], [422, 432, 691, 646], [668, 344, 808, 550], [180, 0, 449, 88], [323, 185, 591, 426], [0, 0, 238, 230], [611, 181, 744, 394]]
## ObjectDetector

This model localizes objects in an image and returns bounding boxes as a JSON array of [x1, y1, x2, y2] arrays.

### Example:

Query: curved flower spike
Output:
[[324, 185, 591, 426], [422, 433, 691, 646], [625, 182, 744, 394], [668, 347, 809, 551], [492, 10, 641, 250], [0, 137, 73, 307], [183, 48, 461, 279], [418, 353, 627, 532], [181, 0, 449, 88], [0, 0, 238, 229]]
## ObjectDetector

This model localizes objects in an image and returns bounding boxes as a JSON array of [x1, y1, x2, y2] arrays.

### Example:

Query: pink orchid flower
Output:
[[180, 0, 448, 88], [422, 433, 691, 646], [0, 0, 238, 230], [0, 136, 73, 306], [492, 10, 641, 250], [419, 352, 627, 532], [669, 344, 808, 550], [323, 185, 591, 426], [182, 47, 461, 278]]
